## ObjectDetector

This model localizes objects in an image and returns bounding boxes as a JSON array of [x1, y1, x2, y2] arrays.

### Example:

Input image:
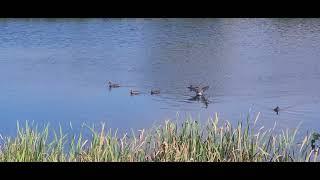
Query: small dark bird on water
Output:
[[194, 86, 210, 96], [108, 81, 120, 88], [273, 106, 280, 115], [151, 89, 160, 95], [130, 90, 140, 96]]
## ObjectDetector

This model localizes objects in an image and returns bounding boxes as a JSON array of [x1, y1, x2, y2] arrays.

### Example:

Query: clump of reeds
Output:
[[0, 113, 318, 162]]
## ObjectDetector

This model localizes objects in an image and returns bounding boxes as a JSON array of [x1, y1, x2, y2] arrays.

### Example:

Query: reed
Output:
[[0, 113, 318, 162]]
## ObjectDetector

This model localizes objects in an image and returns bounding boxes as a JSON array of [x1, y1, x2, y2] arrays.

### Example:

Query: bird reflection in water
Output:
[[188, 95, 211, 108]]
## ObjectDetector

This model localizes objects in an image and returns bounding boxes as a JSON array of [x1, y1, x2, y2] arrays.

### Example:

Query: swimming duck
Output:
[[273, 106, 280, 115], [151, 89, 160, 95], [194, 86, 210, 96], [108, 81, 120, 88], [130, 90, 140, 96]]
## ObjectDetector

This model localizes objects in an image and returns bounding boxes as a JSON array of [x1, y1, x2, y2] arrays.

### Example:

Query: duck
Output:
[[130, 90, 140, 96], [151, 89, 160, 95], [273, 106, 280, 115], [108, 81, 120, 88], [194, 86, 210, 96]]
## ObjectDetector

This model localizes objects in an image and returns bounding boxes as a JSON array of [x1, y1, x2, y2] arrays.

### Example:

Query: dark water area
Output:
[[0, 18, 320, 137]]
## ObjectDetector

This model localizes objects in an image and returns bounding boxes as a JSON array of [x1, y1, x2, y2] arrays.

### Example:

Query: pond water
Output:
[[0, 18, 320, 136]]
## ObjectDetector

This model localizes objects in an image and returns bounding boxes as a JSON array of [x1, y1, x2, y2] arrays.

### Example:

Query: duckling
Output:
[[151, 89, 160, 95], [273, 106, 280, 115], [130, 90, 140, 96], [108, 81, 120, 88]]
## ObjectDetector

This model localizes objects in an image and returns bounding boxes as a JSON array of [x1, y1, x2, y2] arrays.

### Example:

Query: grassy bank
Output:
[[0, 113, 318, 162]]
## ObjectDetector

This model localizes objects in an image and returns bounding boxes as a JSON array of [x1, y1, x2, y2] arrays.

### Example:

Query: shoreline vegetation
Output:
[[0, 113, 319, 162]]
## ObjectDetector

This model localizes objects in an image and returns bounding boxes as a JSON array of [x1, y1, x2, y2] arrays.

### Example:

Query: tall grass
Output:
[[0, 113, 318, 162]]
